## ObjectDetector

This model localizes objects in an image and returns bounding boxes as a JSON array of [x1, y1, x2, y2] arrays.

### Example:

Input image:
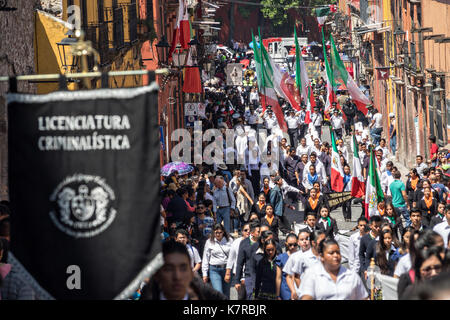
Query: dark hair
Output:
[[357, 217, 369, 224], [393, 171, 401, 179], [241, 222, 250, 231], [413, 246, 444, 281], [416, 155, 423, 160], [175, 228, 189, 238], [311, 229, 325, 243], [370, 215, 382, 224], [414, 271, 450, 299], [162, 240, 190, 261], [263, 239, 277, 259], [410, 168, 418, 176], [196, 180, 207, 202], [286, 233, 298, 242], [429, 136, 436, 143], [375, 229, 394, 275], [249, 221, 261, 232], [304, 211, 317, 220], [318, 237, 339, 255], [384, 202, 397, 218], [310, 152, 317, 158], [210, 223, 230, 242], [177, 187, 188, 197]]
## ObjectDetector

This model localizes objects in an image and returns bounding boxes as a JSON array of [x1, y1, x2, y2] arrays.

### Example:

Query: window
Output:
[[410, 42, 416, 70], [113, 6, 124, 49], [81, 0, 88, 28], [129, 1, 138, 43], [98, 0, 104, 23]]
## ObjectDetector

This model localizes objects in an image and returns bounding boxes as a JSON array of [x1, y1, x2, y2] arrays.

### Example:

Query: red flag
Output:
[[377, 67, 390, 80]]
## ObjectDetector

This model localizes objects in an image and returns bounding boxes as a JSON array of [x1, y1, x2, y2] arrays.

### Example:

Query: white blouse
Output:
[[300, 263, 368, 300]]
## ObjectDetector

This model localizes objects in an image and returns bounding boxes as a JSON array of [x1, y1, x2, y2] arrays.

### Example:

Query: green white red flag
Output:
[[321, 28, 338, 114], [351, 134, 365, 198], [330, 34, 371, 114], [252, 30, 288, 132], [330, 128, 344, 192], [365, 148, 385, 218]]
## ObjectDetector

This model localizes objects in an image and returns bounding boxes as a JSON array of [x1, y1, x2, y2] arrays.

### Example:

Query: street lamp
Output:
[[56, 30, 79, 72], [433, 81, 445, 100], [172, 44, 188, 67], [155, 35, 170, 66], [188, 36, 200, 64], [424, 78, 433, 96]]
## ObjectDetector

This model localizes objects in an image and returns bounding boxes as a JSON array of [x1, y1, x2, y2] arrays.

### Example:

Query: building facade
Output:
[[337, 0, 449, 168]]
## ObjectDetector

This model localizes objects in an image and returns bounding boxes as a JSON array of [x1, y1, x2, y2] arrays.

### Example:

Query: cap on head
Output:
[[389, 113, 395, 118]]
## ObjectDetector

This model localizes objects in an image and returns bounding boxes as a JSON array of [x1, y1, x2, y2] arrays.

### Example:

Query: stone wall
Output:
[[0, 0, 40, 200]]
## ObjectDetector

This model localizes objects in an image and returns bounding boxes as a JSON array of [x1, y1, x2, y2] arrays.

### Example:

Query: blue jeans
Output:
[[209, 265, 231, 298], [216, 207, 231, 233], [395, 205, 411, 227], [390, 135, 397, 155], [370, 127, 383, 146]]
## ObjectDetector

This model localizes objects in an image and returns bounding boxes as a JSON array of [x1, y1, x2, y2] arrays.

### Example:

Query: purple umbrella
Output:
[[161, 161, 194, 177]]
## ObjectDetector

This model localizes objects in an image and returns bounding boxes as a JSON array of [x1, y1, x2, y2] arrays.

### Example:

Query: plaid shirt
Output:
[[1, 267, 36, 300]]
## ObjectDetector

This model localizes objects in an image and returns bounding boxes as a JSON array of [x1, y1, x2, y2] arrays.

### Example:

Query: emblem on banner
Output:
[[49, 174, 117, 238]]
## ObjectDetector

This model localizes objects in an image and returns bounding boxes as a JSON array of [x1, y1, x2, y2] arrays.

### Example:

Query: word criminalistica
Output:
[[38, 115, 131, 131]]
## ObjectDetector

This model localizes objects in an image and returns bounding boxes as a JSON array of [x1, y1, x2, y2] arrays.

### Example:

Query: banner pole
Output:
[[0, 69, 170, 82]]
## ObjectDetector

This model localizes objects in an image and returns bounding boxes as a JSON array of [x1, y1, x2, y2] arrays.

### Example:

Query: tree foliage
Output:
[[260, 0, 334, 27]]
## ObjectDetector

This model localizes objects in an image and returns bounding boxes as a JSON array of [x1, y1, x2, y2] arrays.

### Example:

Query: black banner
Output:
[[325, 191, 353, 212], [7, 85, 162, 299]]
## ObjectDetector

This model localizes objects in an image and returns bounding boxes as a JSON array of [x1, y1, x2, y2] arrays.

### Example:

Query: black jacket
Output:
[[430, 214, 446, 228], [359, 233, 377, 273], [417, 197, 438, 219], [304, 195, 325, 218], [315, 217, 338, 239], [260, 215, 281, 242], [254, 202, 267, 219], [254, 257, 278, 299], [166, 195, 189, 224], [405, 178, 421, 205], [235, 238, 260, 280]]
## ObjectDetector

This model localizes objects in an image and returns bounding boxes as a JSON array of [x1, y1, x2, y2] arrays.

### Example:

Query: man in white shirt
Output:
[[225, 223, 250, 296], [331, 110, 345, 141], [310, 107, 323, 140], [369, 107, 383, 146], [380, 161, 395, 196], [175, 229, 202, 272], [263, 109, 278, 135], [348, 217, 368, 273], [433, 205, 450, 248], [286, 109, 300, 148], [415, 155, 428, 178]]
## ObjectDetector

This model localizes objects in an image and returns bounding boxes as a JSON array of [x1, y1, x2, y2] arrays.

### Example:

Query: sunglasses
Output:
[[243, 229, 250, 232], [198, 206, 205, 209], [287, 243, 298, 247]]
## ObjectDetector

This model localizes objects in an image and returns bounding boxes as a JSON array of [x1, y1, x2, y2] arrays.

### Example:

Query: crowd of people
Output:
[[1, 41, 450, 301], [153, 46, 450, 301]]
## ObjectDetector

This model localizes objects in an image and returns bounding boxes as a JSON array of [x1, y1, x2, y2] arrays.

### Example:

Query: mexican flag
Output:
[[168, 0, 190, 59], [295, 27, 311, 122], [252, 29, 288, 132], [365, 148, 385, 218], [314, 5, 336, 28], [330, 128, 344, 192], [321, 28, 338, 114], [330, 34, 371, 114], [351, 134, 365, 198]]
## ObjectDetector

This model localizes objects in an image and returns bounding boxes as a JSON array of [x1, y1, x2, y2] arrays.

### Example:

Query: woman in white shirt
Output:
[[202, 223, 234, 298], [300, 238, 368, 300]]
